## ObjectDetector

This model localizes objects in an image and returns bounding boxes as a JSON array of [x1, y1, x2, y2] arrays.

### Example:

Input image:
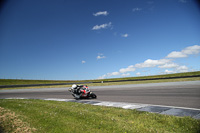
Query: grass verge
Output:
[[0, 99, 200, 132], [87, 77, 200, 87], [1, 77, 200, 90], [0, 71, 200, 85]]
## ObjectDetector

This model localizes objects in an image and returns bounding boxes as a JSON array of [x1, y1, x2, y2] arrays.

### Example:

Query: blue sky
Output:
[[0, 0, 200, 80]]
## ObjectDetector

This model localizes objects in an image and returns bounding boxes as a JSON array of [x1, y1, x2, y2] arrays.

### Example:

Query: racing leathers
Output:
[[73, 85, 87, 98]]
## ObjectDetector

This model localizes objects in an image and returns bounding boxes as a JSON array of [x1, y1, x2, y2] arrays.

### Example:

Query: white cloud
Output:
[[176, 65, 189, 72], [166, 45, 200, 58], [98, 74, 107, 79], [122, 73, 130, 77], [111, 72, 120, 76], [166, 51, 187, 58], [158, 63, 179, 68], [132, 8, 142, 12], [182, 45, 200, 55], [119, 65, 135, 73], [98, 58, 173, 79], [97, 72, 116, 79], [162, 65, 189, 74], [93, 11, 109, 16], [98, 72, 130, 79], [136, 72, 141, 76], [164, 69, 174, 74], [121, 34, 129, 38], [97, 55, 106, 59], [92, 22, 112, 30], [98, 45, 200, 79], [82, 60, 86, 64], [98, 65, 135, 79], [97, 54, 106, 60], [135, 59, 171, 68]]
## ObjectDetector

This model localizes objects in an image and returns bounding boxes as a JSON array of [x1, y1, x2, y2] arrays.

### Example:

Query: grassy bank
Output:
[[87, 77, 200, 86], [0, 99, 199, 132], [0, 71, 200, 90], [1, 77, 200, 90], [0, 79, 77, 86]]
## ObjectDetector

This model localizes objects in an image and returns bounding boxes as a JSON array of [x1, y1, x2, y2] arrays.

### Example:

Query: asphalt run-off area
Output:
[[0, 81, 200, 119]]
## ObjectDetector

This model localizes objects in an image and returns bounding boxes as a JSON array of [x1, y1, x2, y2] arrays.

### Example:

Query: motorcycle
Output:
[[68, 85, 97, 99]]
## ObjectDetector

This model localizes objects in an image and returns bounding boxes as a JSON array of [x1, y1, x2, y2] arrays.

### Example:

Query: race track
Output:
[[0, 81, 200, 109]]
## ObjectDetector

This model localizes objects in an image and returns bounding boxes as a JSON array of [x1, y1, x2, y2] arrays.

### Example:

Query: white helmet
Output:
[[72, 84, 77, 89]]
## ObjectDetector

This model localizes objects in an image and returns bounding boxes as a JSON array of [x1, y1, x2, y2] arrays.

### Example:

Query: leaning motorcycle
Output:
[[68, 85, 97, 99]]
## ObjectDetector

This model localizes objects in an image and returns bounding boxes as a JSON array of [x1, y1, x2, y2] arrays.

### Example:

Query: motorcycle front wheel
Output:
[[90, 93, 97, 99]]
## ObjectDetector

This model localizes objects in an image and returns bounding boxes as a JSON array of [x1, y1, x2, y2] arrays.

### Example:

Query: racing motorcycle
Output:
[[68, 85, 97, 99]]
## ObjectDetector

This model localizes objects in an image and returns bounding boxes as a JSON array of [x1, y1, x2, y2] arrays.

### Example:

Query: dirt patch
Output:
[[0, 107, 37, 133]]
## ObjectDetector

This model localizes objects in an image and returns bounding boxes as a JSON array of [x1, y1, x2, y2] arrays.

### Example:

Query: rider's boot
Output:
[[74, 94, 80, 99]]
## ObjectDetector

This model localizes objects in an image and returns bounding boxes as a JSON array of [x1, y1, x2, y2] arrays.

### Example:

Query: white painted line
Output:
[[122, 105, 133, 109], [145, 104, 200, 111], [92, 102, 105, 105], [123, 105, 143, 109], [44, 98, 70, 102]]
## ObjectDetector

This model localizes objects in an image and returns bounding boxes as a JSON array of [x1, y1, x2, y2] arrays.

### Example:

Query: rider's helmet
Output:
[[72, 84, 77, 89]]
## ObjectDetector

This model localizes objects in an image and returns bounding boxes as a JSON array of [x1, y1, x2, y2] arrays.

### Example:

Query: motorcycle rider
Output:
[[71, 84, 86, 98], [69, 84, 96, 99]]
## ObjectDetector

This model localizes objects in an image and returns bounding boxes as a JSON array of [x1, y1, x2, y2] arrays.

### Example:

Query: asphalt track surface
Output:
[[0, 81, 200, 109]]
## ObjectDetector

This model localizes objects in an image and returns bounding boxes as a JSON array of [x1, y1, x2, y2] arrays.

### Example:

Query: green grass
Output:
[[1, 71, 200, 85], [0, 71, 200, 90], [87, 77, 200, 86], [1, 77, 200, 90], [0, 99, 200, 133], [0, 79, 78, 86]]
